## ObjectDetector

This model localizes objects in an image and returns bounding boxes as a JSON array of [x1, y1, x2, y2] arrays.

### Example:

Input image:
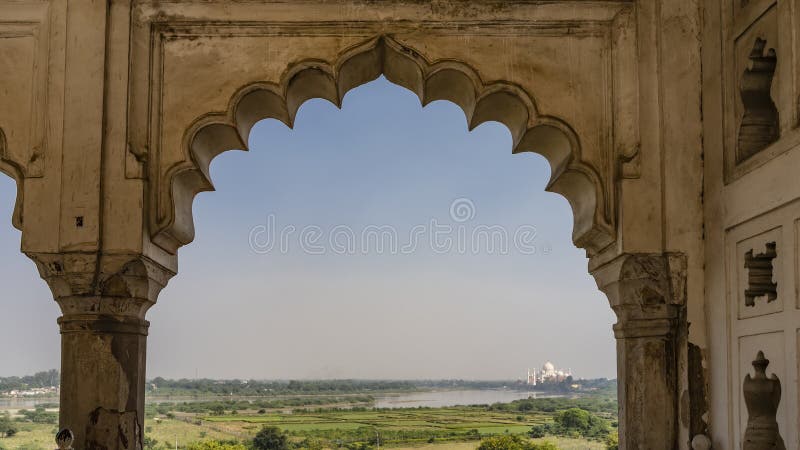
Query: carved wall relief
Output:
[[744, 240, 777, 306], [743, 351, 786, 450], [737, 228, 783, 319], [737, 38, 779, 162], [727, 202, 800, 448], [735, 333, 787, 449], [722, 0, 800, 181]]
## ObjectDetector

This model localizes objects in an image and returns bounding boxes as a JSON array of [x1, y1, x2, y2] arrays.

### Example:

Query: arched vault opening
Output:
[[148, 75, 617, 381], [0, 129, 23, 231], [155, 36, 613, 258]]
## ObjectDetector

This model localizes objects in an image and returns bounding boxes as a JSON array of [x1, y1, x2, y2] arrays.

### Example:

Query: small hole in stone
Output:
[[744, 241, 777, 307], [75, 216, 84, 228]]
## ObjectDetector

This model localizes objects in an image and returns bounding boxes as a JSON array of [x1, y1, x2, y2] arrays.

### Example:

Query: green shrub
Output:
[[143, 436, 159, 450], [529, 424, 547, 438], [605, 430, 619, 450], [477, 435, 531, 450], [186, 441, 247, 450], [252, 426, 289, 450], [553, 408, 610, 439]]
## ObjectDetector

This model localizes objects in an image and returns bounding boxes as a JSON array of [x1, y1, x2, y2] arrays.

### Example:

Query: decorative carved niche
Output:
[[737, 38, 779, 163], [744, 241, 777, 306], [742, 350, 785, 450]]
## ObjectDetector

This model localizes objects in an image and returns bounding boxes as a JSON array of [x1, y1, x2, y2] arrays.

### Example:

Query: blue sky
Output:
[[0, 77, 616, 379]]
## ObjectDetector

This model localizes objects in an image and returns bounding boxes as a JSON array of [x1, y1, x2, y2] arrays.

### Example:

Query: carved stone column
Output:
[[594, 253, 687, 450], [30, 252, 173, 450]]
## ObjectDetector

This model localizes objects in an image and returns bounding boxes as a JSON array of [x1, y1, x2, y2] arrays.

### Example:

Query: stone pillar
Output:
[[594, 253, 687, 450], [30, 253, 173, 450], [57, 309, 149, 449]]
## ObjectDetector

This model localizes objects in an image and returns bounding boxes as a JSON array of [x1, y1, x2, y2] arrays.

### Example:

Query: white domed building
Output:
[[526, 361, 572, 386]]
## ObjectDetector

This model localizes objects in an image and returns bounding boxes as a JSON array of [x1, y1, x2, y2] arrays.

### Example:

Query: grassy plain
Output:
[[0, 381, 617, 449], [199, 407, 550, 437], [0, 407, 607, 449], [387, 438, 604, 450]]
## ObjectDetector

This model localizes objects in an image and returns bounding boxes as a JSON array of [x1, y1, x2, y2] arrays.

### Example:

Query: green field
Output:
[[0, 407, 608, 449], [0, 381, 618, 449], [201, 407, 550, 435]]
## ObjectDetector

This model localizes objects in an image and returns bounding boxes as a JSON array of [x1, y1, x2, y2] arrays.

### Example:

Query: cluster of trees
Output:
[[569, 378, 617, 393], [17, 407, 58, 425], [147, 379, 418, 396], [490, 395, 617, 417], [527, 376, 617, 393], [529, 408, 611, 441], [147, 396, 374, 417], [145, 378, 547, 397], [0, 407, 57, 441], [476, 435, 557, 450], [524, 378, 617, 395], [0, 370, 59, 393]]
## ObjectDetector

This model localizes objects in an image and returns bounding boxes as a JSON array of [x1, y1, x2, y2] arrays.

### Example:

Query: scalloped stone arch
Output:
[[0, 128, 23, 231], [154, 36, 614, 256]]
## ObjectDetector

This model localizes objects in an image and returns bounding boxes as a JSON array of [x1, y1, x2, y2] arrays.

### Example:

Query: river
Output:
[[0, 388, 558, 411], [373, 389, 560, 408]]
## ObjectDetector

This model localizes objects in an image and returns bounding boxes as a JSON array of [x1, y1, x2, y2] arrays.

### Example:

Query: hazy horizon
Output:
[[0, 373, 614, 382], [0, 76, 616, 380]]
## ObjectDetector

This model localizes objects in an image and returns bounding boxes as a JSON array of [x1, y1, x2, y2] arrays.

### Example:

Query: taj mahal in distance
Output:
[[526, 361, 573, 386]]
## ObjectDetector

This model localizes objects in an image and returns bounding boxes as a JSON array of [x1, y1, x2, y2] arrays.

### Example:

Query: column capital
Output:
[[30, 252, 170, 449], [593, 252, 687, 338], [28, 252, 175, 320]]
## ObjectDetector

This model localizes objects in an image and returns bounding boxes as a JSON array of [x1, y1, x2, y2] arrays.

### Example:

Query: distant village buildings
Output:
[[2, 386, 59, 397], [526, 361, 572, 386]]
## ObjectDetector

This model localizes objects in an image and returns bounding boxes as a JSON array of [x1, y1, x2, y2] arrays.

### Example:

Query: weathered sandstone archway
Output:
[[159, 36, 613, 258], [0, 2, 712, 449]]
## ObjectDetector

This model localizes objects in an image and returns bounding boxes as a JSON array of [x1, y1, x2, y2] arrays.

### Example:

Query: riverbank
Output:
[[0, 388, 562, 412]]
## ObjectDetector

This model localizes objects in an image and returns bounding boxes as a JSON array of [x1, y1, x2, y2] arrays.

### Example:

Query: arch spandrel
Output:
[[130, 4, 637, 259], [0, 3, 55, 234], [0, 129, 23, 231]]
